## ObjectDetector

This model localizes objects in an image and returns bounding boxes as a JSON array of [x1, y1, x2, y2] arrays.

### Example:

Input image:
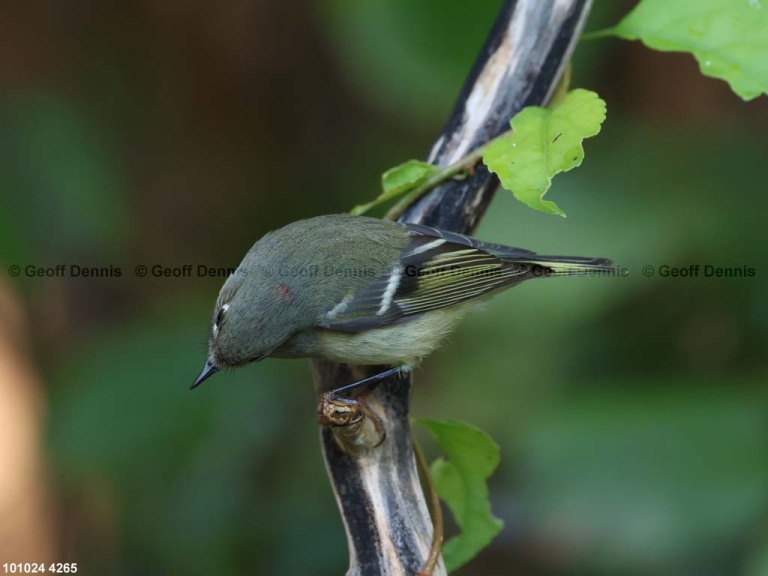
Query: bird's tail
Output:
[[512, 254, 615, 277]]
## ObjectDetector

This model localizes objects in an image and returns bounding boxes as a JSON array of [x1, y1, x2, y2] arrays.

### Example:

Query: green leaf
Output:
[[417, 419, 503, 572], [610, 0, 768, 100], [483, 89, 606, 217], [351, 159, 439, 215]]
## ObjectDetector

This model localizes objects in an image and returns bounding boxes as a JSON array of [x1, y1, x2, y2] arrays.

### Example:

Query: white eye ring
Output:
[[213, 303, 230, 334]]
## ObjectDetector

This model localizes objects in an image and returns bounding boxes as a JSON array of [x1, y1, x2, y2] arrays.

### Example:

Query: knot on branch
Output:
[[317, 391, 387, 454]]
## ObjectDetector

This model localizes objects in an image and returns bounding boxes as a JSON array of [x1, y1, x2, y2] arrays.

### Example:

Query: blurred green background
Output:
[[1, 1, 767, 575]]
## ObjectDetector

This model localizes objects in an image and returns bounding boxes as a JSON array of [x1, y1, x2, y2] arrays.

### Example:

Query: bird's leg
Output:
[[317, 366, 410, 450], [328, 365, 408, 398]]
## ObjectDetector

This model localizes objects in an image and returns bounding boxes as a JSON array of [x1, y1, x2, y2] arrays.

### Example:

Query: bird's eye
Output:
[[214, 304, 229, 332]]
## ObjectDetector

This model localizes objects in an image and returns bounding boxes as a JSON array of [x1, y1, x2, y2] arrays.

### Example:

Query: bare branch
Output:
[[312, 2, 593, 574]]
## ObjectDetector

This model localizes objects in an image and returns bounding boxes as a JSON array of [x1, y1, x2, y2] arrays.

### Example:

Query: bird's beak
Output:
[[191, 359, 219, 389]]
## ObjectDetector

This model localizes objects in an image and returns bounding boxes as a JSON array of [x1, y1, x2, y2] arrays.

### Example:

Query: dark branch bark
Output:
[[312, 2, 593, 574]]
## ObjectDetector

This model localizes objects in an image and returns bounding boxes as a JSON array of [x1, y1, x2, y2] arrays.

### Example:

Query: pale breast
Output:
[[314, 305, 471, 366]]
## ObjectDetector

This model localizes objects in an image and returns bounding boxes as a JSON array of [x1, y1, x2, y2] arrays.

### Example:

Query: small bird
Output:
[[192, 214, 612, 391]]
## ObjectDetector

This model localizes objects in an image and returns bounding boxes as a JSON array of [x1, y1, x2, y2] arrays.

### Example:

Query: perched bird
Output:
[[192, 214, 612, 391]]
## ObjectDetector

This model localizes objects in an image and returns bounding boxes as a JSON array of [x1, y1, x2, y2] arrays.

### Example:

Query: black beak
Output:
[[191, 360, 219, 390]]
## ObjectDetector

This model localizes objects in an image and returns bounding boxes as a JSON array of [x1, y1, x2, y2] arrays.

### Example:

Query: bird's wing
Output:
[[319, 223, 537, 332]]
